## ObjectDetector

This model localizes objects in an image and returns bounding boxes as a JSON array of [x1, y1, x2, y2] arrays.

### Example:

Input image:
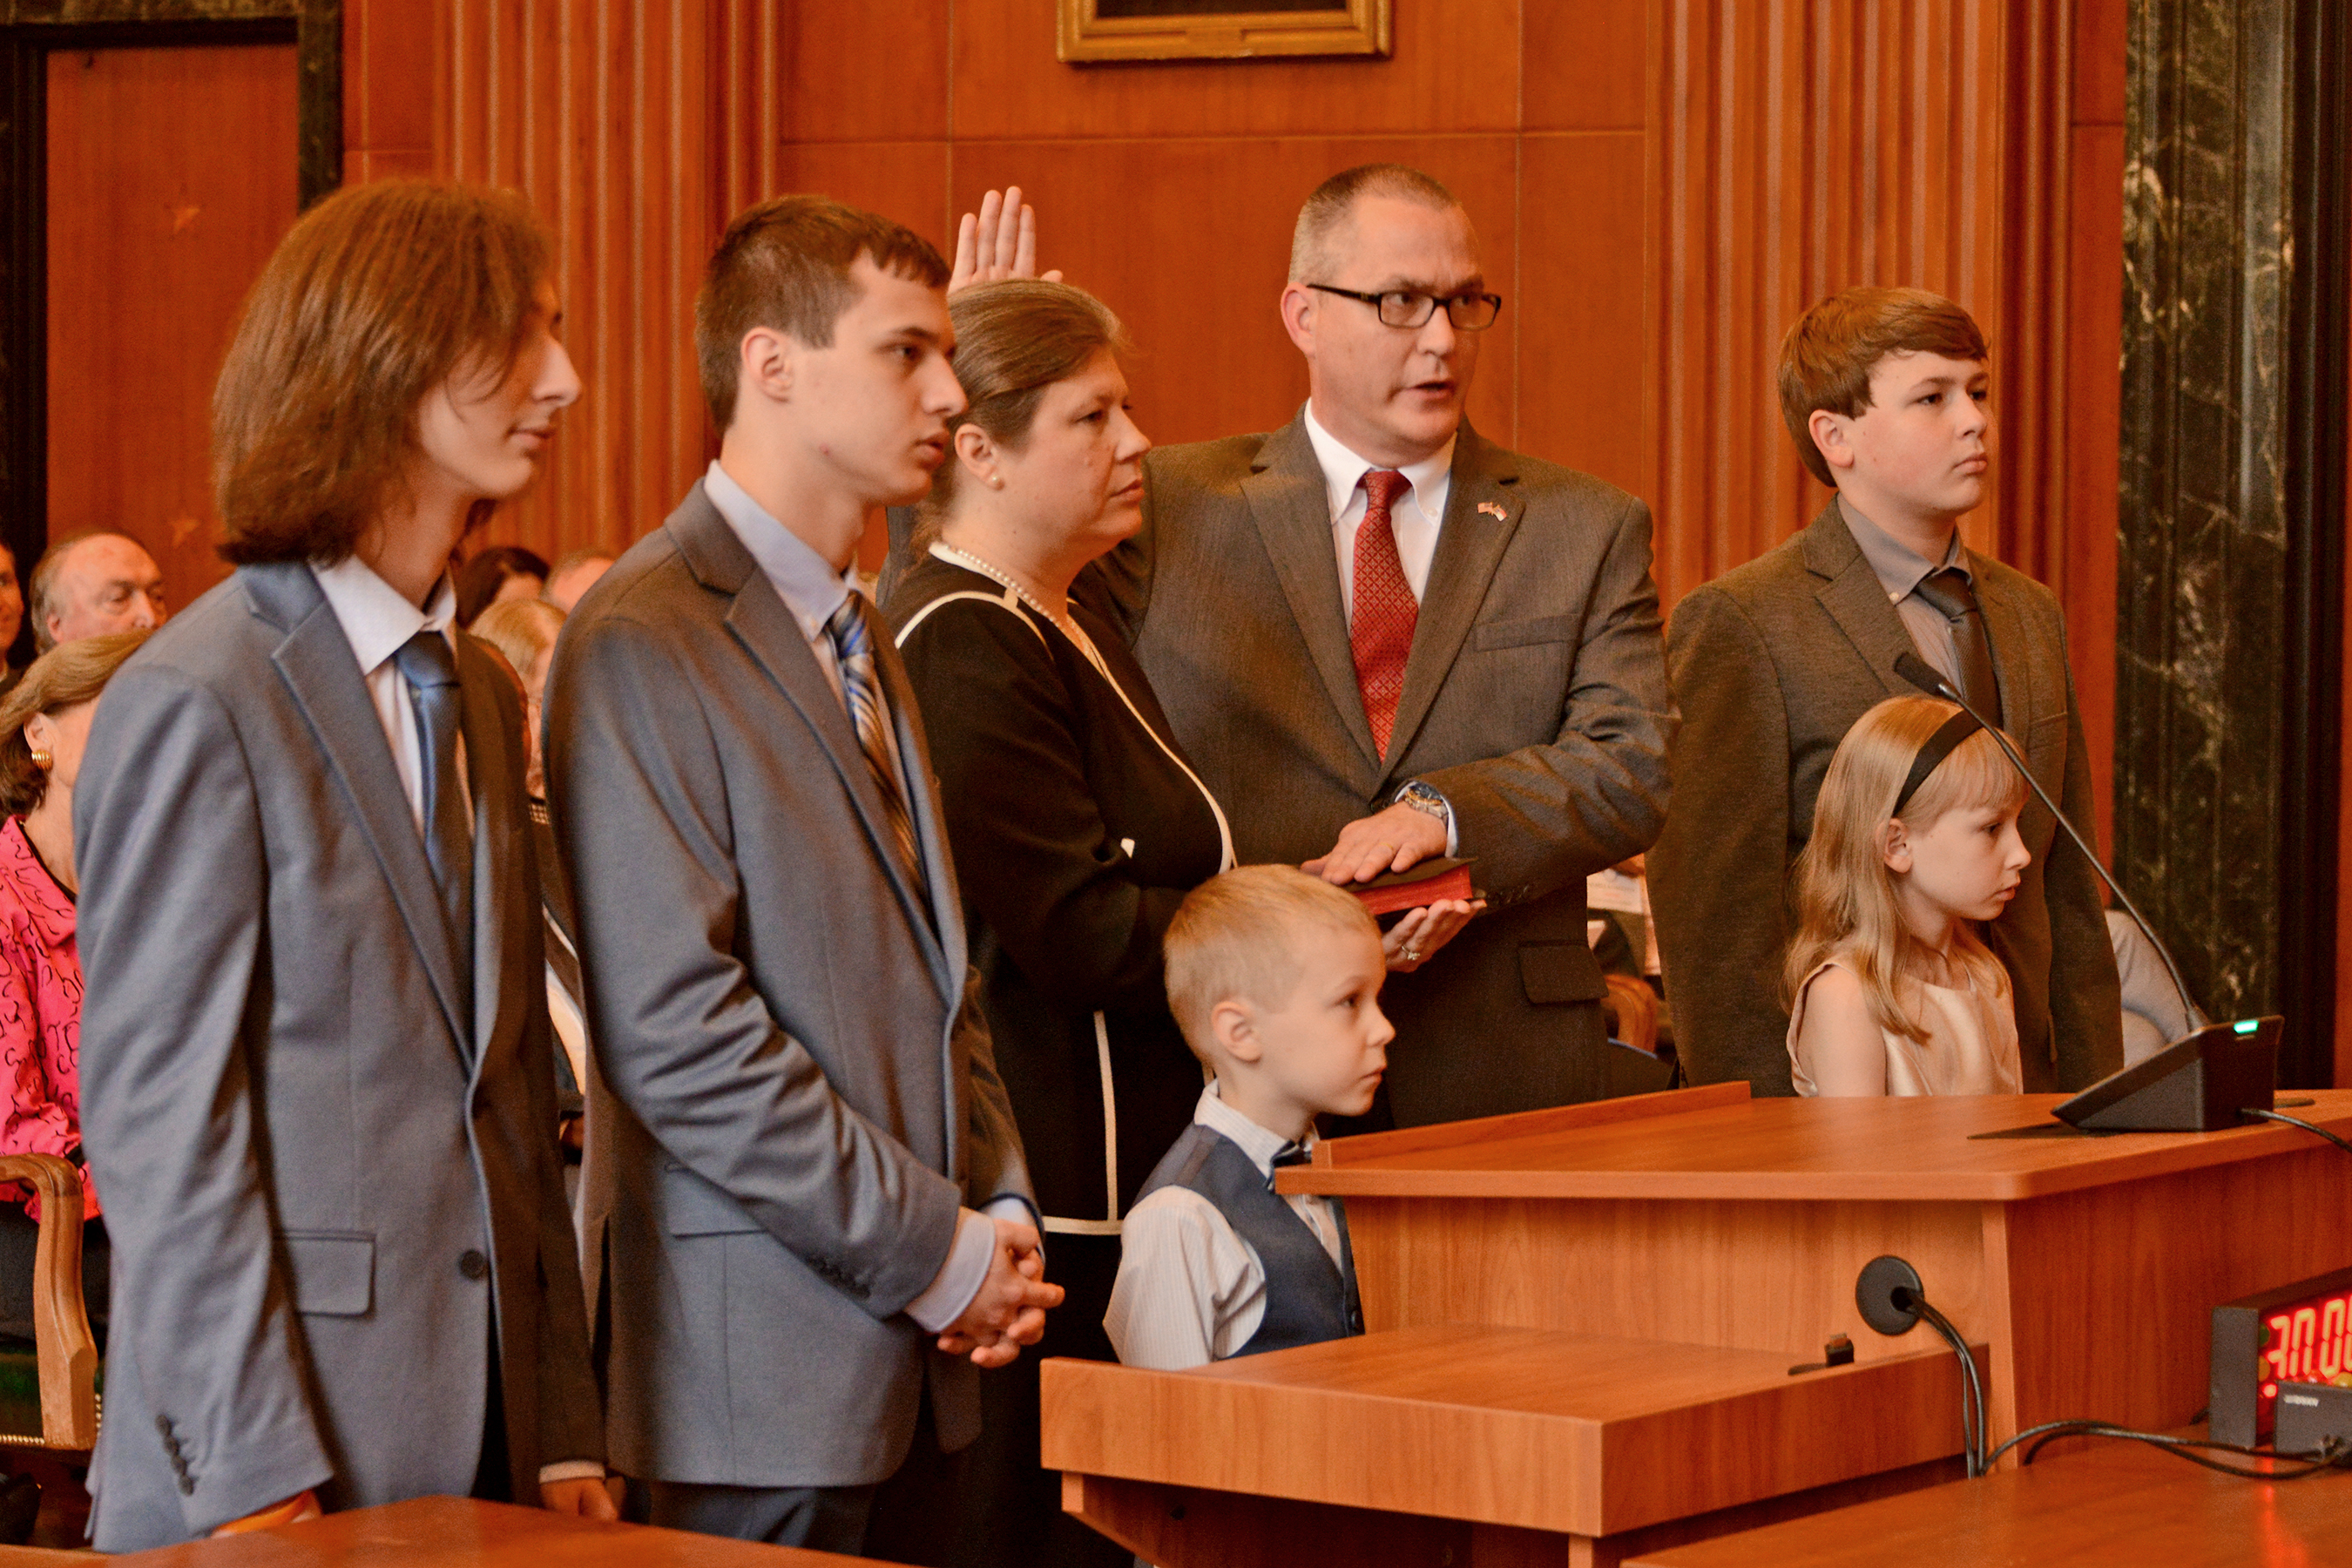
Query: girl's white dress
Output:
[[1787, 957, 2023, 1096]]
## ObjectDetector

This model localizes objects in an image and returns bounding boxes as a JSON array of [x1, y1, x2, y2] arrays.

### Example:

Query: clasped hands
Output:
[[1303, 802, 1483, 974], [935, 1213, 1063, 1369]]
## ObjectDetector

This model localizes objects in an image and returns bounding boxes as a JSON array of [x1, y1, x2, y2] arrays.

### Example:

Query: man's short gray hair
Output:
[[29, 531, 135, 654], [1288, 164, 1462, 282]]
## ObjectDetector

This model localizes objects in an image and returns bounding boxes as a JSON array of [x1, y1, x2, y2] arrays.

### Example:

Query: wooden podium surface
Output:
[[1625, 1434, 2352, 1566], [1045, 1083, 2352, 1565], [0, 1497, 889, 1565]]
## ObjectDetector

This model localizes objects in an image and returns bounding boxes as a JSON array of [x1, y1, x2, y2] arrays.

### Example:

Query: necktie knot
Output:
[[1362, 469, 1409, 517], [824, 594, 872, 662], [393, 628, 460, 690], [1912, 566, 1982, 622], [1267, 1140, 1315, 1189]]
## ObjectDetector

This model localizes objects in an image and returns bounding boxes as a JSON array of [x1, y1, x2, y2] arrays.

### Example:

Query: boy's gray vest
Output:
[[1135, 1124, 1364, 1356]]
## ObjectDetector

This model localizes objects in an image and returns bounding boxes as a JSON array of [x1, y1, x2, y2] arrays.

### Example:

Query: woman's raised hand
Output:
[[950, 186, 1064, 294]]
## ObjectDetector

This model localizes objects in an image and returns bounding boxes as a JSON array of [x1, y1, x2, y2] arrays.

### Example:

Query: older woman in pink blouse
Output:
[[0, 628, 146, 1342]]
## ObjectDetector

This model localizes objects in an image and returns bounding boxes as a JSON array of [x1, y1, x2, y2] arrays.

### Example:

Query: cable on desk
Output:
[[1897, 1290, 1986, 1477], [1981, 1419, 2352, 1479], [2241, 1107, 2352, 1158]]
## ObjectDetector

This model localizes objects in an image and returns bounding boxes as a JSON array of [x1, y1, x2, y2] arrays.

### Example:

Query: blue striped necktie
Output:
[[823, 593, 927, 898]]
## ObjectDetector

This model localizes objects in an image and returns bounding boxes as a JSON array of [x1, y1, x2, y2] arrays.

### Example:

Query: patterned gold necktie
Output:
[[823, 593, 927, 896]]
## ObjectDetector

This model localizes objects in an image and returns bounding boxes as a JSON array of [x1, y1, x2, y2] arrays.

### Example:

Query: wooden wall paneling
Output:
[[772, 142, 951, 254], [1522, 0, 1648, 132], [44, 43, 300, 611], [949, 0, 1520, 141], [951, 137, 1517, 452], [1517, 132, 1652, 501], [774, 0, 945, 146], [435, 0, 715, 563], [343, 0, 429, 181]]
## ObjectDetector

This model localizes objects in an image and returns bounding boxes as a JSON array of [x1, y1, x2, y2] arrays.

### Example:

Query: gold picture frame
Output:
[[1057, 0, 1392, 64]]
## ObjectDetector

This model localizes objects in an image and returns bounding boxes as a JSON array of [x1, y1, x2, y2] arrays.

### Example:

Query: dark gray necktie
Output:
[[393, 630, 474, 992], [1911, 566, 2004, 728]]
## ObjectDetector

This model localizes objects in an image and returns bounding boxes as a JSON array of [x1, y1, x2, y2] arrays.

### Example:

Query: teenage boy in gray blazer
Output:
[[544, 197, 1055, 1557], [71, 183, 608, 1549], [1648, 286, 2123, 1096]]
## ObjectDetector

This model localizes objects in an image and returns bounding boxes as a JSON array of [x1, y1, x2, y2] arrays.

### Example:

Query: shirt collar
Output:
[[1193, 1080, 1313, 1177], [1840, 494, 1968, 602], [705, 459, 856, 641], [310, 553, 455, 678], [1302, 403, 1456, 526]]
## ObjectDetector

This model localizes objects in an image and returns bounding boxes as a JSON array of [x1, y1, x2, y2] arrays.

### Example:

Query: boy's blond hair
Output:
[[1164, 865, 1382, 1058], [1777, 286, 1990, 487]]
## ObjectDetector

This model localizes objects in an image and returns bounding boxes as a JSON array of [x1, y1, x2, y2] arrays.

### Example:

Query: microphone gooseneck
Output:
[[1889, 652, 2203, 1032]]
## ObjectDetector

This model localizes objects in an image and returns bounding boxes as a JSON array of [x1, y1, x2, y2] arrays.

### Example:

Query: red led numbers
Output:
[[2261, 1289, 2352, 1426]]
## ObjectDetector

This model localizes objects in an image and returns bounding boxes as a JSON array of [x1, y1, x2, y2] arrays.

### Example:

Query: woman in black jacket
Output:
[[882, 280, 1230, 1568]]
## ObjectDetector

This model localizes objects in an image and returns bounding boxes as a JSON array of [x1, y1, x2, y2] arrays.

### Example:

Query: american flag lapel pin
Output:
[[1477, 500, 1508, 521]]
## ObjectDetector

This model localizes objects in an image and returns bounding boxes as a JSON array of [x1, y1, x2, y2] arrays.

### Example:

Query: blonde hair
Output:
[[470, 596, 564, 684], [1164, 865, 1380, 1058], [1784, 695, 2026, 1043], [0, 630, 151, 815]]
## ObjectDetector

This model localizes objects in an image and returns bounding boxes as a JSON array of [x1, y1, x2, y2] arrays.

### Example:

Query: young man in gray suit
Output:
[[1649, 286, 2123, 1095], [544, 197, 1056, 1556], [71, 183, 608, 1549], [1088, 167, 1674, 1126]]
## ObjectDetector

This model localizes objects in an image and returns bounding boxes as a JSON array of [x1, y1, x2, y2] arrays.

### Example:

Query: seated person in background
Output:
[[454, 544, 551, 626], [0, 629, 148, 1345], [470, 599, 590, 1157], [1650, 286, 2119, 1097], [29, 531, 166, 653], [1105, 866, 1387, 1370], [540, 548, 613, 612], [2109, 908, 2196, 1064], [1783, 696, 2029, 1097], [0, 543, 25, 695]]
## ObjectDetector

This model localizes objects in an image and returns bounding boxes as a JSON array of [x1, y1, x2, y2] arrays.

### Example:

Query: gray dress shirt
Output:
[[1839, 495, 1977, 700]]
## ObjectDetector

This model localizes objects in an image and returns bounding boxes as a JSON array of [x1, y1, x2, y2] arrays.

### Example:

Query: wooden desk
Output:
[[1045, 1085, 2352, 1563], [1624, 1434, 2352, 1566], [11, 1497, 891, 1565], [1289, 1084, 2352, 1442]]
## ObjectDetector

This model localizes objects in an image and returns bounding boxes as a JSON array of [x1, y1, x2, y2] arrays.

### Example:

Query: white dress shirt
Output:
[[309, 555, 466, 835], [1103, 1083, 1347, 1371], [1303, 402, 1455, 615], [310, 554, 604, 1488], [703, 459, 1022, 1336]]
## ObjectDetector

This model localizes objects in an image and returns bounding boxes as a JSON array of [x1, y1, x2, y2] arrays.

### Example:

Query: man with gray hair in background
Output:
[[928, 166, 1676, 1129], [30, 531, 166, 651]]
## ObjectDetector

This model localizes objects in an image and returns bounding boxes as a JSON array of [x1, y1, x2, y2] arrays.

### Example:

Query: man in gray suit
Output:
[[545, 196, 1054, 1556], [1077, 166, 1674, 1126], [70, 181, 605, 1549], [1648, 286, 2123, 1094]]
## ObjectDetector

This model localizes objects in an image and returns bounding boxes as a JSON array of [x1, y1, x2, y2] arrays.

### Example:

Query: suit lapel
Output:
[[670, 494, 947, 972], [1802, 504, 1910, 701], [877, 636, 966, 1001], [1382, 429, 1521, 779], [456, 635, 520, 1071], [1242, 419, 1382, 770], [258, 566, 470, 1054]]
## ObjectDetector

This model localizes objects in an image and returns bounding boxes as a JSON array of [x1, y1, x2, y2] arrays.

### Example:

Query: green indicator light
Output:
[[2234, 1019, 2260, 1035]]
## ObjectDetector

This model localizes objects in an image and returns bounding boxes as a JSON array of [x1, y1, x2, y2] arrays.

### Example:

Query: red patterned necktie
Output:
[[1349, 470, 1416, 757]]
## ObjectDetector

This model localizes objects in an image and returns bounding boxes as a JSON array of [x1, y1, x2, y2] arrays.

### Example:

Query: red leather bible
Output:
[[1349, 857, 1477, 917]]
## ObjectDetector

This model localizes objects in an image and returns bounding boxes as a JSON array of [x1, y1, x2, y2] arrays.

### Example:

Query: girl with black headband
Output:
[[1780, 695, 2031, 1096]]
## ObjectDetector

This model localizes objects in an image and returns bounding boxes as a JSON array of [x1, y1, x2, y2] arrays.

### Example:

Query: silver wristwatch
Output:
[[1392, 780, 1449, 822]]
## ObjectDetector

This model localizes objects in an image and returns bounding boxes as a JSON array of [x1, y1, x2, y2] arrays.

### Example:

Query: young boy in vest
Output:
[[1105, 866, 1389, 1370]]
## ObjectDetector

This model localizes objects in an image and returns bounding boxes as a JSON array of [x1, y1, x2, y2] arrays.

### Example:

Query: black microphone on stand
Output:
[[1890, 651, 2203, 1031]]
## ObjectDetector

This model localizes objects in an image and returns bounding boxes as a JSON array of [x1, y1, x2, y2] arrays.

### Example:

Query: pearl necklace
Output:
[[932, 543, 1108, 675]]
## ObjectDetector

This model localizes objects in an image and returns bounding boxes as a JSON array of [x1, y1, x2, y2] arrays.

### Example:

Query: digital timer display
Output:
[[2213, 1266, 2352, 1447]]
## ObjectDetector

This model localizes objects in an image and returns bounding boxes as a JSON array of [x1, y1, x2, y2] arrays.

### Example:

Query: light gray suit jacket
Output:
[[1089, 416, 1676, 1125], [544, 483, 1031, 1490], [72, 563, 603, 1548], [1647, 503, 2125, 1095]]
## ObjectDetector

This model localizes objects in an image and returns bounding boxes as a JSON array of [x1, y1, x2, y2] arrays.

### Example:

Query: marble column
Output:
[[2114, 0, 2349, 1081]]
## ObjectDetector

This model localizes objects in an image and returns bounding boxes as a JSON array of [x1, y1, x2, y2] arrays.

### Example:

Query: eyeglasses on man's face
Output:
[[1304, 283, 1504, 331]]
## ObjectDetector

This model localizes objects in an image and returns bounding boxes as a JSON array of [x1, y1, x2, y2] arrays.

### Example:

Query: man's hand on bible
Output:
[[1306, 803, 1480, 971]]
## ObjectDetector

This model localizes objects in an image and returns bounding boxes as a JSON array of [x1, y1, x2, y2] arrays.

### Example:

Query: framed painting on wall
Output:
[[1056, 0, 1391, 63]]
